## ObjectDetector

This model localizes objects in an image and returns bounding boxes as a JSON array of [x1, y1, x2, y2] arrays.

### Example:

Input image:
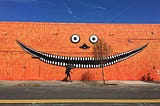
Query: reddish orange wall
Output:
[[0, 22, 159, 81]]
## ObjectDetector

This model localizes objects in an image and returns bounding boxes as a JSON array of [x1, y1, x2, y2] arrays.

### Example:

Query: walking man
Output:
[[64, 65, 74, 82]]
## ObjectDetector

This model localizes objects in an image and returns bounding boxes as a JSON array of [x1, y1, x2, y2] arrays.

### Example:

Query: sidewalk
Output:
[[0, 80, 159, 87]]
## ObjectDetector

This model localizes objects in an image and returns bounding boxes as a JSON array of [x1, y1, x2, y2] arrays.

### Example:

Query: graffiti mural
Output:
[[16, 35, 148, 70], [1, 22, 159, 80]]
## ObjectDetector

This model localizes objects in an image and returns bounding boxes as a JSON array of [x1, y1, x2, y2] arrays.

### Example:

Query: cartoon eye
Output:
[[70, 34, 80, 44], [89, 35, 98, 44]]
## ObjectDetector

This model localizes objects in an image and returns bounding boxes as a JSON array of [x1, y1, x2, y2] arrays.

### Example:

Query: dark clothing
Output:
[[65, 68, 71, 75], [64, 65, 73, 82]]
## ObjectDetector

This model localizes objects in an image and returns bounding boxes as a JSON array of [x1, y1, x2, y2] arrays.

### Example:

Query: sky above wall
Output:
[[0, 0, 159, 23]]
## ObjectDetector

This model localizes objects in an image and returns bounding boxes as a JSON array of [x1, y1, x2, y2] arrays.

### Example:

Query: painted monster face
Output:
[[70, 34, 98, 50], [16, 35, 148, 69]]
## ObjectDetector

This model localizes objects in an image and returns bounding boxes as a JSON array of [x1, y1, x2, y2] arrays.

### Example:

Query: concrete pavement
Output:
[[0, 80, 159, 87]]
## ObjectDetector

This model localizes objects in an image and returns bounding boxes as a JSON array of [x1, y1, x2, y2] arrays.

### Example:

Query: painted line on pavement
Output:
[[0, 99, 160, 103]]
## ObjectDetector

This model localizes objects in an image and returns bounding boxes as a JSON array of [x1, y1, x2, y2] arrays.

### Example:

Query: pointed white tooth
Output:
[[52, 61, 54, 64], [99, 64, 101, 67], [45, 59, 47, 63], [86, 64, 88, 68], [57, 62, 60, 65], [75, 64, 78, 68], [46, 60, 48, 63], [95, 64, 98, 68], [45, 54, 48, 57], [111, 56, 114, 59], [78, 64, 81, 68], [91, 65, 94, 68], [67, 57, 70, 60], [116, 54, 118, 57], [81, 64, 83, 68], [63, 62, 65, 66], [106, 63, 108, 66], [96, 64, 99, 68], [55, 61, 57, 65]]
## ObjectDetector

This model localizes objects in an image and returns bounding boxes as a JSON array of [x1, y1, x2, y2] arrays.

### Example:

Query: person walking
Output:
[[64, 65, 74, 82]]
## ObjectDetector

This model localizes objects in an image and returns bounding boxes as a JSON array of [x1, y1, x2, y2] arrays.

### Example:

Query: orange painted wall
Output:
[[0, 22, 159, 81]]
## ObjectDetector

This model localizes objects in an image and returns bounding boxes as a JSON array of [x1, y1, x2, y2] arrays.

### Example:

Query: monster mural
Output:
[[16, 34, 148, 71]]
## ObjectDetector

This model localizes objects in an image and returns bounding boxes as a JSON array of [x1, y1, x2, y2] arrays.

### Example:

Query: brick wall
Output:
[[0, 22, 159, 81]]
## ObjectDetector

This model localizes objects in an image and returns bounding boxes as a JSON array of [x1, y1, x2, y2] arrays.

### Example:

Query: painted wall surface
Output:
[[0, 22, 159, 81]]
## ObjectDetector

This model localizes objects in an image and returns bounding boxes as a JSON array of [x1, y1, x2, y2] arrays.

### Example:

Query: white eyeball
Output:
[[70, 34, 80, 44], [89, 35, 98, 44]]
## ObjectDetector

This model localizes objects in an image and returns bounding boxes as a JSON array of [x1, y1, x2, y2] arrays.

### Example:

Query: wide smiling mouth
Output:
[[16, 40, 148, 68]]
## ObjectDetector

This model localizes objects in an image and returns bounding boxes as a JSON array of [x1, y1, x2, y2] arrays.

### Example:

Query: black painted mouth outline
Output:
[[16, 40, 148, 68]]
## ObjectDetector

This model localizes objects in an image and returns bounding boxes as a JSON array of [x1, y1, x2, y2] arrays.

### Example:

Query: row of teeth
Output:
[[42, 51, 130, 61], [39, 50, 135, 68]]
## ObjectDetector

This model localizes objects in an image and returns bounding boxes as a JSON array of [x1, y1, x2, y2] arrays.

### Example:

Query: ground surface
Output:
[[0, 81, 159, 106]]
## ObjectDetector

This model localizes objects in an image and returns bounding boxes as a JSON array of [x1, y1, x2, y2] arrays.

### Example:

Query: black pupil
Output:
[[74, 37, 77, 40], [92, 37, 96, 41]]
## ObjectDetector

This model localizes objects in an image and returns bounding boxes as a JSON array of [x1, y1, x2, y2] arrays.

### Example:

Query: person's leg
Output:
[[68, 74, 72, 82]]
